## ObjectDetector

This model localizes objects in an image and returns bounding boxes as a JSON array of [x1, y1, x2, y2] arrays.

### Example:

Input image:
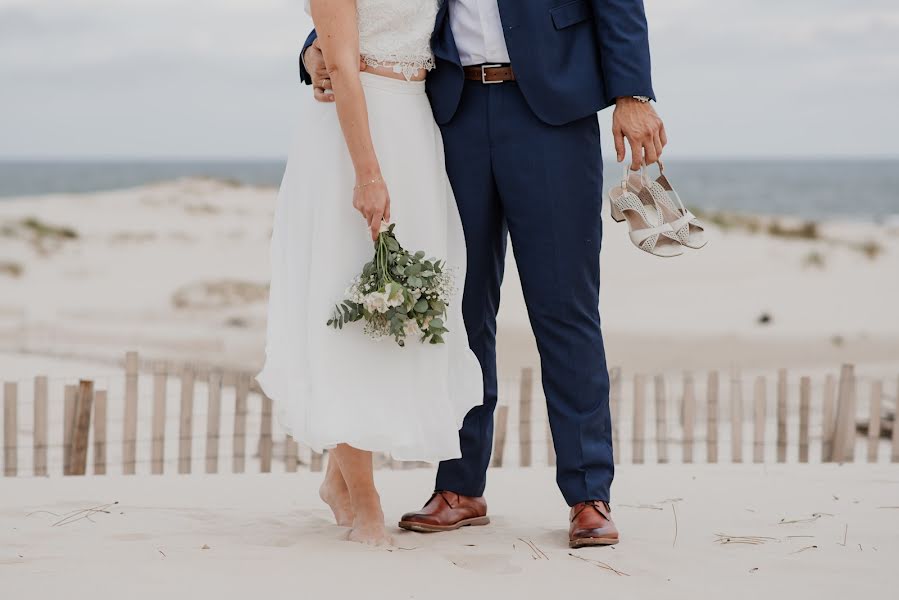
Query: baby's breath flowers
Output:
[[327, 223, 456, 347]]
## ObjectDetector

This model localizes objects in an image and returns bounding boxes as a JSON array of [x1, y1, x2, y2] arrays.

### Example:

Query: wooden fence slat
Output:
[[285, 435, 299, 473], [69, 380, 94, 476], [63, 384, 77, 475], [3, 382, 17, 477], [178, 366, 195, 474], [151, 362, 167, 475], [799, 376, 811, 463], [707, 371, 719, 463], [831, 364, 856, 463], [892, 376, 899, 463], [654, 375, 668, 464], [123, 351, 139, 475], [822, 375, 836, 463], [776, 369, 788, 463], [205, 370, 222, 474], [867, 380, 882, 463], [609, 367, 621, 465], [233, 373, 249, 473], [632, 375, 646, 464], [33, 376, 48, 476], [491, 405, 509, 468], [546, 419, 556, 467], [519, 368, 533, 467], [260, 393, 273, 473], [753, 376, 767, 463], [310, 451, 324, 472], [730, 369, 743, 463], [682, 373, 695, 463], [93, 390, 107, 475]]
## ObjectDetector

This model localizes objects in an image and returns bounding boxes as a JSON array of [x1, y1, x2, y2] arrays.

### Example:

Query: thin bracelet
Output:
[[354, 175, 383, 190]]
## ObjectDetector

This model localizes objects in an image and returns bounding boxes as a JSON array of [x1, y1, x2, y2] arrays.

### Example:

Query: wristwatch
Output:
[[632, 96, 651, 103]]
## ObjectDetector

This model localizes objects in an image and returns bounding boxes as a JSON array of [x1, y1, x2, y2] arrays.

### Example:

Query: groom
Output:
[[301, 0, 666, 547]]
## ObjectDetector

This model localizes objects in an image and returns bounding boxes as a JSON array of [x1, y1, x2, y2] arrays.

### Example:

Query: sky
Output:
[[0, 0, 897, 160]]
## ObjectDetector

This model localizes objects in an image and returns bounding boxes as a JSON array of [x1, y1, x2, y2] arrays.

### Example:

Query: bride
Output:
[[255, 0, 483, 545]]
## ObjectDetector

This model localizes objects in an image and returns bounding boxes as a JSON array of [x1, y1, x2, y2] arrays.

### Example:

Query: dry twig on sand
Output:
[[27, 501, 119, 527], [777, 512, 832, 525], [568, 553, 629, 576], [517, 538, 549, 560], [714, 533, 779, 545]]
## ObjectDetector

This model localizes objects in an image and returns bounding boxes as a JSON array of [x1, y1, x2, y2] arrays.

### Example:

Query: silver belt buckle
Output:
[[481, 63, 503, 84]]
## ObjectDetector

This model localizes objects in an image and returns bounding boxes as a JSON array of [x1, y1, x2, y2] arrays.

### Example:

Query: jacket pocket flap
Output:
[[550, 0, 592, 30]]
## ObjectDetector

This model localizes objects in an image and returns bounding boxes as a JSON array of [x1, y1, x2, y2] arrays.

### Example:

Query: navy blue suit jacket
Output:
[[299, 0, 654, 126]]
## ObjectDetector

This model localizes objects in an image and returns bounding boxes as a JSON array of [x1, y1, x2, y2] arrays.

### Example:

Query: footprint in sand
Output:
[[445, 553, 522, 575]]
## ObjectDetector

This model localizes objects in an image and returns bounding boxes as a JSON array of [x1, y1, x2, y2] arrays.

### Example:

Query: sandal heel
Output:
[[609, 197, 625, 223]]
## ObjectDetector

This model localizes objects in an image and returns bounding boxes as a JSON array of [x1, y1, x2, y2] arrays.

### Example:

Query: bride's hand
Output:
[[353, 177, 391, 241]]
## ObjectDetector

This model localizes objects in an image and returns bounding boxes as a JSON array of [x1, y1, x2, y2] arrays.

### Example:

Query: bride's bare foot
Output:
[[319, 464, 354, 527], [347, 493, 393, 546]]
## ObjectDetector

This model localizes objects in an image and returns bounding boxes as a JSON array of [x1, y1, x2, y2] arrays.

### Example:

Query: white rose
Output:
[[403, 318, 421, 337]]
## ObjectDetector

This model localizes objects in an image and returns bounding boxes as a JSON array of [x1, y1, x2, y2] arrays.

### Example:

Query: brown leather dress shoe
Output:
[[398, 491, 490, 532], [569, 500, 619, 548]]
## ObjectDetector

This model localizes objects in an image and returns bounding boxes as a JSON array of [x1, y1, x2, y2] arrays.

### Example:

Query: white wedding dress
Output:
[[256, 0, 483, 463]]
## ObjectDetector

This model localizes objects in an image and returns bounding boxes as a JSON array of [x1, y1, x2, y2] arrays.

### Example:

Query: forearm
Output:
[[330, 68, 380, 180], [592, 0, 655, 102]]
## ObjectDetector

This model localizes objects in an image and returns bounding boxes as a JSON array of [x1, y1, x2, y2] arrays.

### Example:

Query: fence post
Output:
[[519, 368, 533, 467], [123, 351, 139, 475], [491, 405, 509, 468], [831, 364, 856, 463], [753, 376, 766, 463], [205, 370, 222, 474], [776, 369, 788, 463], [151, 362, 167, 475], [822, 375, 836, 462], [33, 376, 48, 477], [892, 376, 899, 463], [682, 373, 695, 464], [707, 371, 719, 463], [260, 392, 273, 473], [285, 435, 299, 473], [730, 369, 743, 463], [94, 389, 107, 475], [799, 376, 811, 463], [69, 380, 94, 476], [654, 375, 669, 464], [867, 380, 882, 463], [3, 382, 17, 477], [632, 374, 646, 464], [310, 451, 323, 472], [63, 384, 77, 475], [233, 372, 249, 473], [609, 367, 621, 464], [178, 365, 195, 474]]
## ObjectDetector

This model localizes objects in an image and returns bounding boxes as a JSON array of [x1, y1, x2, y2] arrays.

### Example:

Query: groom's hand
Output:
[[305, 39, 367, 103], [612, 98, 668, 170]]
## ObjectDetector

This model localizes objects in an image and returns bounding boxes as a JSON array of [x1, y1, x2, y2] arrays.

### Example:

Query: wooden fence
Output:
[[2, 353, 898, 477]]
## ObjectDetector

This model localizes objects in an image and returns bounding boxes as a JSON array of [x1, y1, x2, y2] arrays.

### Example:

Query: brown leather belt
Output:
[[463, 64, 516, 84]]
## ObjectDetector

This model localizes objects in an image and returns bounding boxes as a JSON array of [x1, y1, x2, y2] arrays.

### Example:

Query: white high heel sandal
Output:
[[627, 162, 707, 250], [608, 167, 683, 258]]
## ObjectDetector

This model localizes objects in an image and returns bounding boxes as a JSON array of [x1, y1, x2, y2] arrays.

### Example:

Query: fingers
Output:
[[359, 56, 367, 71], [614, 124, 626, 163], [368, 210, 383, 241], [383, 197, 391, 224], [643, 136, 659, 165], [628, 138, 644, 171], [653, 132, 664, 162], [313, 87, 334, 103], [659, 122, 669, 148]]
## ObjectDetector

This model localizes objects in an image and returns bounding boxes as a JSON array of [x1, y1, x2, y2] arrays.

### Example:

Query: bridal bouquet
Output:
[[327, 223, 455, 347]]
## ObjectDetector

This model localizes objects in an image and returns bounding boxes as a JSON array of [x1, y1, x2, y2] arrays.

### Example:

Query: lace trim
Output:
[[363, 54, 435, 81]]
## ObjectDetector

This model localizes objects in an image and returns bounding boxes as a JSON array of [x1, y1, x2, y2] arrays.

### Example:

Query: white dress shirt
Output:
[[449, 0, 511, 66]]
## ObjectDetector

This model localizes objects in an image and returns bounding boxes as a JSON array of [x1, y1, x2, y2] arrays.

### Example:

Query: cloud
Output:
[[0, 0, 896, 158]]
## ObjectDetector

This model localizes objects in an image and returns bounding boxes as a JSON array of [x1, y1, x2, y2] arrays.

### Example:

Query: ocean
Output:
[[1, 159, 897, 220]]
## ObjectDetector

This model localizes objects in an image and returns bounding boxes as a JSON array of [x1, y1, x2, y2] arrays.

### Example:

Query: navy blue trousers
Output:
[[434, 80, 613, 506]]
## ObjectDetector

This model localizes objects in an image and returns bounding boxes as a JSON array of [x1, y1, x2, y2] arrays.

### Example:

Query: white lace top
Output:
[[305, 0, 439, 80]]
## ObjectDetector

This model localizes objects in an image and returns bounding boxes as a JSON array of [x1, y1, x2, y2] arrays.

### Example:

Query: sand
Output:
[[2, 465, 897, 599], [1, 178, 897, 381]]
